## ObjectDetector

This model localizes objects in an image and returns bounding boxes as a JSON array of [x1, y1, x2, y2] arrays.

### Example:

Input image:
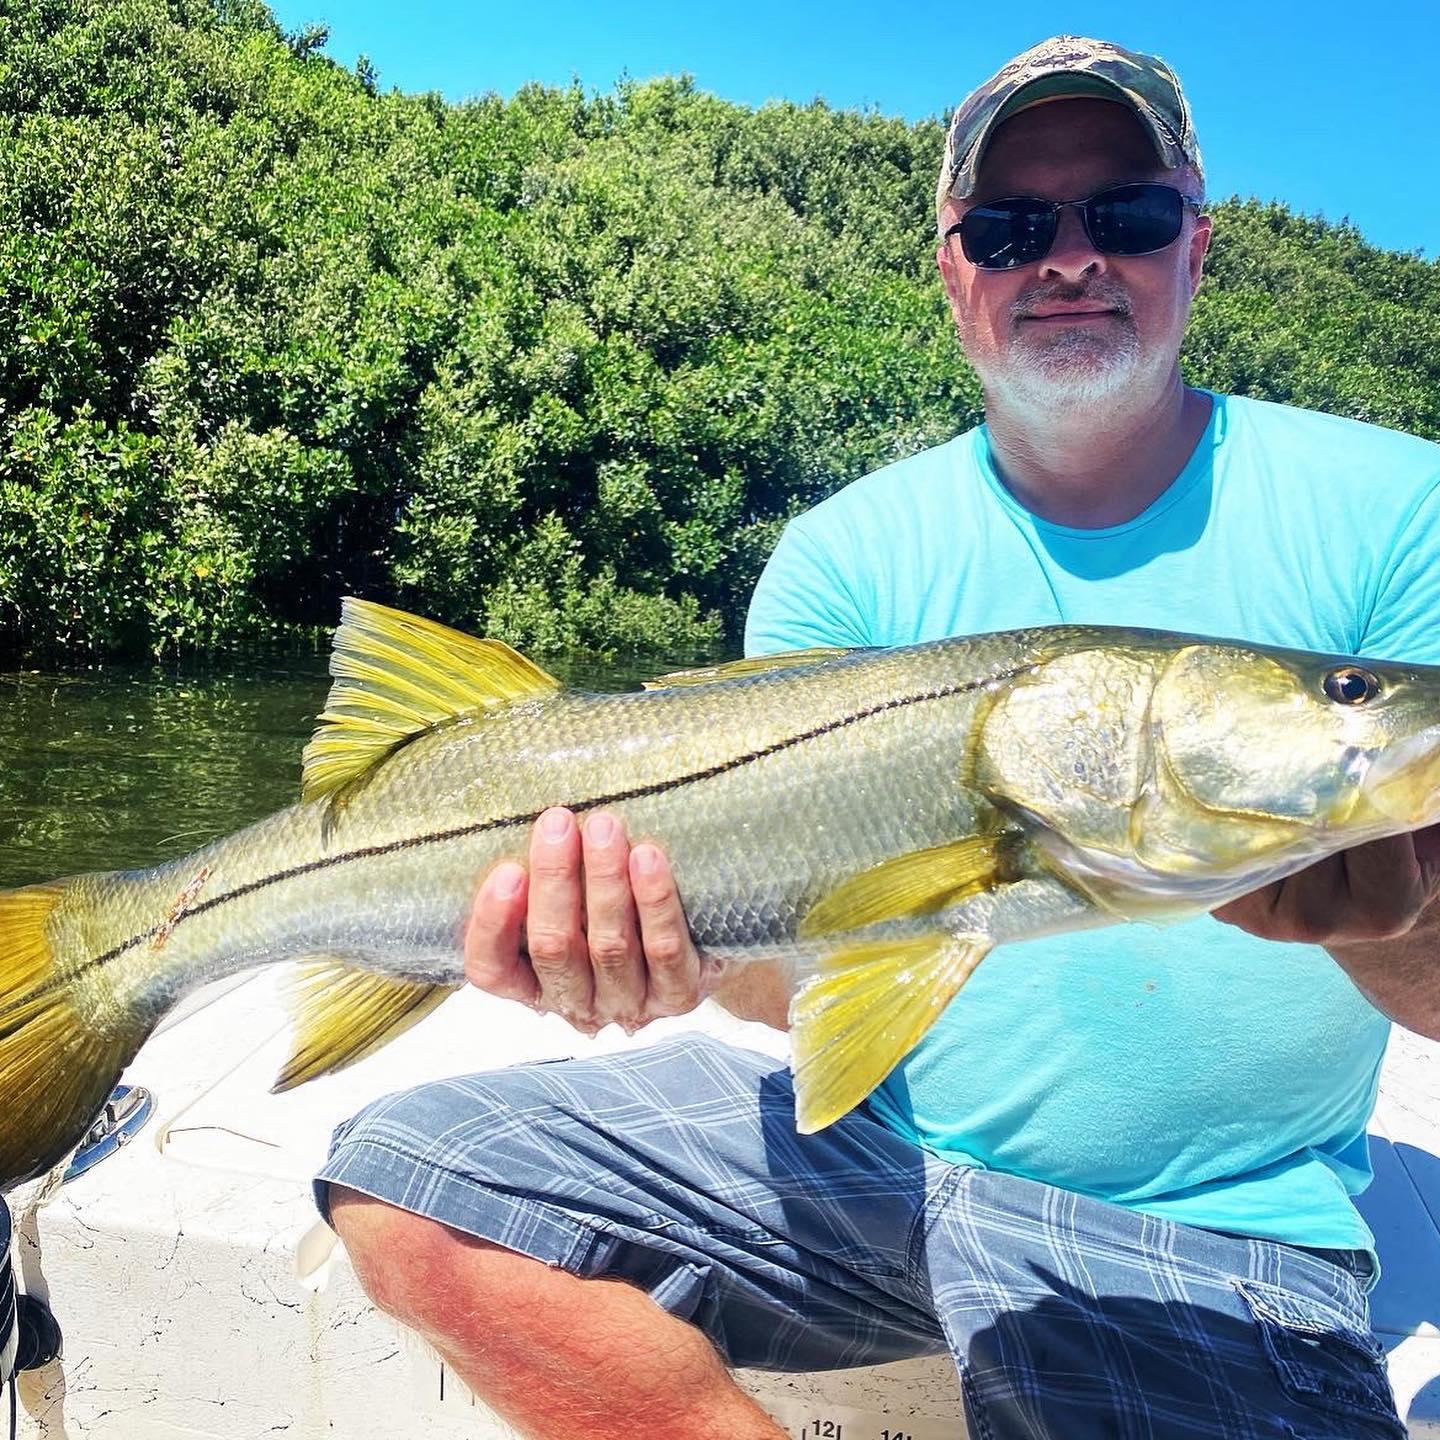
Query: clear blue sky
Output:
[[268, 0, 1435, 258]]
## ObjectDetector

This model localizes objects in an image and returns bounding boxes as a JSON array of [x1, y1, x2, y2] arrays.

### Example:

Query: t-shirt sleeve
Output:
[[1359, 473, 1440, 667], [743, 516, 873, 657]]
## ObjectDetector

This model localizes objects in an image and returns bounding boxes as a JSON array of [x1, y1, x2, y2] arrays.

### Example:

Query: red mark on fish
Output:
[[150, 866, 213, 951]]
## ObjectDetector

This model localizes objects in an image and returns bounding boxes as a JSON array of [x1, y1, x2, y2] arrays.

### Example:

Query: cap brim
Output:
[[993, 72, 1135, 123], [951, 73, 1176, 203]]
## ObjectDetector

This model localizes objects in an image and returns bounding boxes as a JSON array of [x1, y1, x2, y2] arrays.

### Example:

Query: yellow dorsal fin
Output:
[[273, 959, 457, 1092], [790, 931, 991, 1133], [302, 598, 560, 801], [799, 836, 1004, 940], [643, 646, 861, 690]]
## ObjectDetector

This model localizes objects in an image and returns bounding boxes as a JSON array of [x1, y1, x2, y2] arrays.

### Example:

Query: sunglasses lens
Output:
[[959, 200, 1056, 270], [1085, 184, 1185, 255], [953, 185, 1190, 269]]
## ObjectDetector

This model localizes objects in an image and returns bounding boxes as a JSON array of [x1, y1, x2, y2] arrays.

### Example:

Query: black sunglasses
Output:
[[944, 182, 1201, 271]]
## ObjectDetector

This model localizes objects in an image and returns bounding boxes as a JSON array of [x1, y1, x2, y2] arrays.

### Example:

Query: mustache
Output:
[[1011, 282, 1133, 321]]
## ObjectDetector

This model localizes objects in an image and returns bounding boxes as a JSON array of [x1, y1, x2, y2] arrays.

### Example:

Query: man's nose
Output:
[[1037, 203, 1107, 283]]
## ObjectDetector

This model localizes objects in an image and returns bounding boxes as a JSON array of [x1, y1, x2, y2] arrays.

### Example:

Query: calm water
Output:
[[0, 650, 691, 889]]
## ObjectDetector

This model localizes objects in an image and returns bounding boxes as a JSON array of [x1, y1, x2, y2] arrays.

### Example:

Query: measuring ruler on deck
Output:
[[767, 1395, 963, 1440]]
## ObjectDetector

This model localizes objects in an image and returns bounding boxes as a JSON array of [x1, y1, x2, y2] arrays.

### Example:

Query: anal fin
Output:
[[275, 959, 457, 1092], [790, 931, 991, 1133]]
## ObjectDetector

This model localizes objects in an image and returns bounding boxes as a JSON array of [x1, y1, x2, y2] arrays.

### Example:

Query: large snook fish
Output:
[[4, 599, 1440, 1190]]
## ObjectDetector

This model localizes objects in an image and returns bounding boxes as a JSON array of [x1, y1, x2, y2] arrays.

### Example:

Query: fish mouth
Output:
[[1362, 723, 1440, 826]]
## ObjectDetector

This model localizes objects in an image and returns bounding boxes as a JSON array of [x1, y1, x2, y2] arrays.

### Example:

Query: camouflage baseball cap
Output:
[[937, 36, 1203, 216]]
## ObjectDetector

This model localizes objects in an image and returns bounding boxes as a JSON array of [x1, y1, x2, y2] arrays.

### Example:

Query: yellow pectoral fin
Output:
[[274, 960, 457, 1092], [789, 931, 991, 1133], [302, 598, 562, 802], [799, 836, 1005, 940]]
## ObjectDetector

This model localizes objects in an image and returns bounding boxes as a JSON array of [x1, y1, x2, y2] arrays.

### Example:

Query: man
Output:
[[318, 37, 1440, 1439]]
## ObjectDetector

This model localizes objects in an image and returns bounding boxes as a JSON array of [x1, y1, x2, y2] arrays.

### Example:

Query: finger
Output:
[[1337, 835, 1424, 939], [1212, 882, 1283, 938], [1215, 839, 1427, 945], [1251, 847, 1412, 945], [463, 862, 541, 1006], [630, 843, 701, 1018], [1264, 860, 1346, 944], [525, 807, 595, 1028], [1412, 823, 1440, 894], [581, 811, 646, 1031]]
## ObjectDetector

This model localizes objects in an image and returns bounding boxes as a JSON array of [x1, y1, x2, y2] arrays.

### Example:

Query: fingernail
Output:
[[586, 812, 616, 846], [540, 808, 571, 842], [491, 863, 524, 900], [633, 844, 660, 875]]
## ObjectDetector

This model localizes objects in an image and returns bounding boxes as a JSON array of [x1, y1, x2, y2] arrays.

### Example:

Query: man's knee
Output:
[[328, 1184, 483, 1332]]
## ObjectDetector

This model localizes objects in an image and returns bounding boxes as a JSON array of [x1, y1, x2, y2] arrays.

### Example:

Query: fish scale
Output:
[[4, 600, 1440, 1190]]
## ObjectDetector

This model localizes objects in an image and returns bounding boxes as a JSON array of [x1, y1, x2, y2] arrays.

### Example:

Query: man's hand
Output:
[[463, 807, 718, 1035], [1212, 825, 1440, 945], [1213, 824, 1440, 1039]]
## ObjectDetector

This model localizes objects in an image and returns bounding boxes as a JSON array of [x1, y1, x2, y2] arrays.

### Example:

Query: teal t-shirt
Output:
[[744, 392, 1440, 1252]]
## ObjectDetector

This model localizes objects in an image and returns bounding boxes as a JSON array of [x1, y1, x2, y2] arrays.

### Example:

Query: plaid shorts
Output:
[[315, 1034, 1404, 1439]]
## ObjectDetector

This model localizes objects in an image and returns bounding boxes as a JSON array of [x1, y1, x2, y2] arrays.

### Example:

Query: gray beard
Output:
[[981, 318, 1146, 411]]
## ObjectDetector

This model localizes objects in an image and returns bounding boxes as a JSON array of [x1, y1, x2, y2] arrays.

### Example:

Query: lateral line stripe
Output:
[[79, 674, 994, 974]]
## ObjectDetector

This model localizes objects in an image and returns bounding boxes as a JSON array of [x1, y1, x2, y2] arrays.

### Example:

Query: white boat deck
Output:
[[8, 973, 1440, 1439]]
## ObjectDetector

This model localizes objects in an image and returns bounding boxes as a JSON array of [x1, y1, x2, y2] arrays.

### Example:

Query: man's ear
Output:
[[1188, 213, 1212, 297], [936, 205, 967, 319], [937, 237, 965, 314]]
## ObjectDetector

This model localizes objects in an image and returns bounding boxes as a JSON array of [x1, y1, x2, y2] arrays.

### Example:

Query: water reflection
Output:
[[0, 650, 716, 888]]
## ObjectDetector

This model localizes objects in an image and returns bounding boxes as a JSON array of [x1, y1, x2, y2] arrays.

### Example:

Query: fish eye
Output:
[[1322, 666, 1381, 706]]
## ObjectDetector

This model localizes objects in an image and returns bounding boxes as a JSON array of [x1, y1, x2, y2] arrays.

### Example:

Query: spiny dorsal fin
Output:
[[302, 598, 560, 801], [273, 959, 457, 1092], [790, 931, 991, 1133], [643, 646, 862, 690], [799, 836, 1004, 939]]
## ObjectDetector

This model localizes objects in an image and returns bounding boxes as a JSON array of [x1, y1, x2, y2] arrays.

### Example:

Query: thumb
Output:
[[1413, 823, 1440, 889]]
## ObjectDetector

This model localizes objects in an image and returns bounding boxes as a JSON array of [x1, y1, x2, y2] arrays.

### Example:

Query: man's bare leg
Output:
[[329, 1186, 788, 1440]]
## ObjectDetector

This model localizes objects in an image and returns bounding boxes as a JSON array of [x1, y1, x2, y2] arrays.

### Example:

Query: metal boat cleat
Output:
[[62, 1084, 155, 1184]]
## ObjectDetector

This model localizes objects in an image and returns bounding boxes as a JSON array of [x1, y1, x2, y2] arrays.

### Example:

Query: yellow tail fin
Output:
[[0, 883, 146, 1189]]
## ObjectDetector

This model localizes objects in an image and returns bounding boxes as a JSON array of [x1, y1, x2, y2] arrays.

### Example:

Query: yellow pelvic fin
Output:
[[790, 930, 991, 1134], [274, 959, 457, 1092], [643, 646, 862, 690], [0, 883, 148, 1190], [302, 598, 562, 802], [799, 836, 1004, 940]]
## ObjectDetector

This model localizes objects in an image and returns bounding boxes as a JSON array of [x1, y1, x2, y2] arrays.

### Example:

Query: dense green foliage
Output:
[[1, 0, 1436, 659]]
